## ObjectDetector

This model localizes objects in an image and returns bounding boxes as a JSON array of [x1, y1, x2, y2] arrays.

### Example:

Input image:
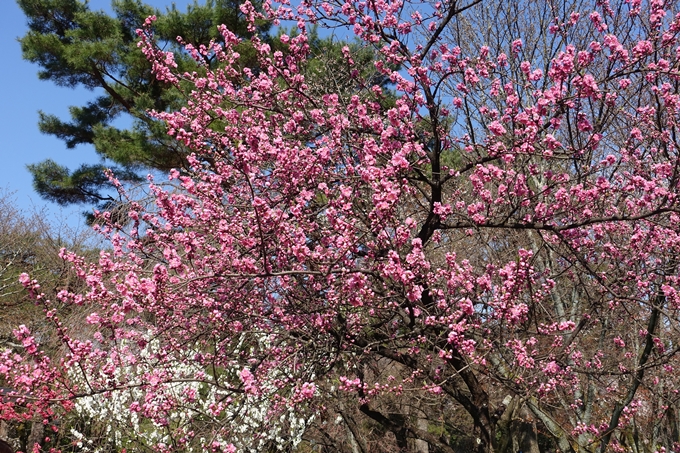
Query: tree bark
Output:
[[27, 419, 43, 453]]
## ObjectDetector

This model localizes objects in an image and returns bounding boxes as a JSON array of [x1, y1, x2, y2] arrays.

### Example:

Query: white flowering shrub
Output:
[[65, 336, 314, 452]]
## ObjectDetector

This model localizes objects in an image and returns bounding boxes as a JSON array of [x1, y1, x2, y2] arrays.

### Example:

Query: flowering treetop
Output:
[[6, 0, 680, 452]]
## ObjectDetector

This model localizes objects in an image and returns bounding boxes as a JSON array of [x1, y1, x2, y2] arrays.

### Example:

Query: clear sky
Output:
[[0, 0, 194, 231]]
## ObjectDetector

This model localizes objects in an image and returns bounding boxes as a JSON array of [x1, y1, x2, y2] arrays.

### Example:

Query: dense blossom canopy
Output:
[[6, 0, 680, 452]]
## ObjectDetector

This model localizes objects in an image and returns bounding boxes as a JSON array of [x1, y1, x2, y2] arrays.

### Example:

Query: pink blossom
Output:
[[299, 382, 316, 399], [487, 120, 506, 136], [18, 273, 30, 285], [511, 39, 522, 54], [633, 40, 653, 58]]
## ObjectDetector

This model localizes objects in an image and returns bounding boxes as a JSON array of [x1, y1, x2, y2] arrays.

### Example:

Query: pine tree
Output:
[[19, 0, 271, 215], [19, 0, 394, 221]]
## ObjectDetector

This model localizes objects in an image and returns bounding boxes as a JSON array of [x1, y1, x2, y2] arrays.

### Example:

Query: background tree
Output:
[[0, 191, 96, 344], [18, 0, 271, 215], [0, 191, 98, 452], [7, 0, 680, 452], [18, 0, 393, 221]]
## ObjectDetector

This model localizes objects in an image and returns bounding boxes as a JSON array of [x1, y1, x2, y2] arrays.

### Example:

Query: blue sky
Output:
[[0, 0, 193, 230]]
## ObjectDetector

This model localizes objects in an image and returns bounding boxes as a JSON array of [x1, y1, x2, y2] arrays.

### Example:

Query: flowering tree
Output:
[[7, 0, 680, 452]]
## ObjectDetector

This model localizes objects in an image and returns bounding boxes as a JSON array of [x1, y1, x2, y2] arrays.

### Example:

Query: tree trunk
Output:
[[26, 419, 43, 453], [415, 417, 429, 453], [514, 416, 540, 453]]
